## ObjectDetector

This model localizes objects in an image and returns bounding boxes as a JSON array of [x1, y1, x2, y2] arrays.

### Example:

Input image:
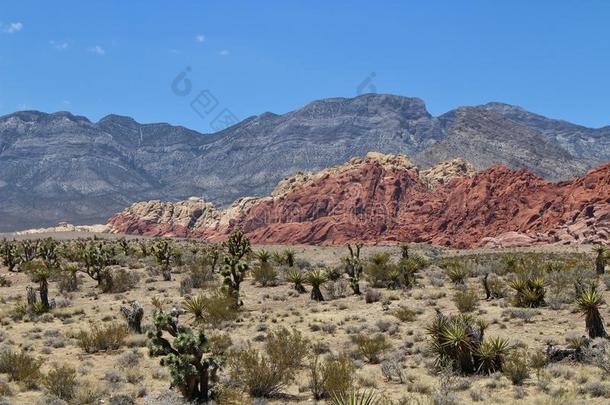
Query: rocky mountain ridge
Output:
[[1, 94, 607, 231]]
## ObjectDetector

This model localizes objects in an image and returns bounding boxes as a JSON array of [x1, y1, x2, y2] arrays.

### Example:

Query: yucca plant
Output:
[[594, 245, 607, 275], [306, 269, 327, 301], [283, 249, 296, 267], [256, 249, 271, 264], [510, 273, 546, 308], [576, 287, 607, 338], [427, 311, 508, 375], [287, 269, 307, 294], [477, 337, 510, 374], [343, 244, 363, 294], [446, 262, 468, 285], [183, 294, 207, 324], [332, 390, 379, 405]]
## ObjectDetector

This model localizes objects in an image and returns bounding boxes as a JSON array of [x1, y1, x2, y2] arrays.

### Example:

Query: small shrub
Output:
[[365, 288, 382, 304], [183, 290, 238, 327], [44, 364, 78, 401], [392, 307, 416, 322], [353, 334, 390, 363], [453, 288, 479, 313], [309, 352, 355, 400], [76, 323, 129, 353], [503, 350, 529, 385], [252, 262, 278, 287], [101, 268, 139, 293], [229, 327, 309, 397], [0, 275, 11, 287], [0, 349, 43, 385]]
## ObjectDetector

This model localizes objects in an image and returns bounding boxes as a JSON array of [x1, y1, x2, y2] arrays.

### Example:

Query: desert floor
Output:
[[0, 233, 608, 404]]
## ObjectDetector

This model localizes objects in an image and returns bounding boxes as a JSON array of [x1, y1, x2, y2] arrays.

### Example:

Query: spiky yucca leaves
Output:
[[256, 250, 271, 264], [221, 228, 252, 308], [427, 311, 509, 375], [183, 295, 207, 324], [0, 239, 20, 272], [509, 273, 546, 308], [446, 262, 469, 285], [307, 269, 327, 301], [148, 309, 220, 402], [287, 269, 307, 293], [283, 249, 296, 267], [477, 337, 510, 374], [332, 390, 379, 405], [594, 245, 608, 275], [343, 244, 363, 294], [576, 287, 608, 338]]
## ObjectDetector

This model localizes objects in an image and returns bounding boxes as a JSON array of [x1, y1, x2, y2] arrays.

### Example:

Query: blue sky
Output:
[[1, 1, 609, 132]]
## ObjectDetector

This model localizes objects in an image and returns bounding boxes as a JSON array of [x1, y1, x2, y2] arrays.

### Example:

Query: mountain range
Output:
[[1, 93, 608, 232]]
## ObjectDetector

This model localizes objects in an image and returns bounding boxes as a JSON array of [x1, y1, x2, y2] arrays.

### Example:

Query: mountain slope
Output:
[[0, 94, 605, 231]]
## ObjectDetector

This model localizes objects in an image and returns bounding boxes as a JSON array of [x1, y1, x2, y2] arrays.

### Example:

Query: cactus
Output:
[[121, 301, 144, 333], [343, 244, 363, 295], [148, 306, 220, 402], [0, 239, 20, 272], [220, 229, 251, 307], [37, 238, 61, 269]]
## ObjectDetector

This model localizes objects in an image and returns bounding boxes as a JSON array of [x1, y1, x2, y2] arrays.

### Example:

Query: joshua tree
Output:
[[594, 245, 607, 275], [307, 269, 327, 301], [204, 243, 221, 272], [18, 240, 39, 263], [120, 301, 144, 333], [400, 245, 409, 259], [576, 286, 607, 339], [117, 238, 131, 256], [220, 228, 251, 307], [0, 240, 20, 272], [148, 307, 220, 402], [37, 238, 61, 269], [343, 243, 363, 295], [152, 239, 179, 281], [79, 242, 116, 287], [24, 260, 54, 311], [287, 269, 307, 293]]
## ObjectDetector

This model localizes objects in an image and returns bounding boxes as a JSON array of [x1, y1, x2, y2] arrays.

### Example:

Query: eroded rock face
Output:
[[107, 154, 610, 248]]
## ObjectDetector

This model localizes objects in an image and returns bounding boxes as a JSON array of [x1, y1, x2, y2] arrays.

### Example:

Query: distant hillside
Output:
[[1, 94, 607, 231]]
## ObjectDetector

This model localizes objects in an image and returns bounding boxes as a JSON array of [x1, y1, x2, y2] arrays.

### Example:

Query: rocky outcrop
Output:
[[107, 154, 610, 248]]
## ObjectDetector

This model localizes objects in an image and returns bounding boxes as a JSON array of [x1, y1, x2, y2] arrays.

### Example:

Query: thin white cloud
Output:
[[219, 49, 229, 56], [4, 22, 23, 34], [195, 34, 205, 43], [88, 45, 105, 56], [50, 40, 69, 50]]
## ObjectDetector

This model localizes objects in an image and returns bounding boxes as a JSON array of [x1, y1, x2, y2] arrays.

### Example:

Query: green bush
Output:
[[76, 323, 129, 353], [309, 352, 355, 400], [44, 363, 78, 401], [503, 349, 530, 385], [251, 261, 278, 287], [453, 288, 479, 313], [353, 334, 390, 363], [0, 349, 43, 385], [229, 327, 309, 397], [392, 307, 416, 322]]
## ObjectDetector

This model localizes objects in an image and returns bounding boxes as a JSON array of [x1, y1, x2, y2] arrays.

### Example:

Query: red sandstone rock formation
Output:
[[107, 153, 610, 248]]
